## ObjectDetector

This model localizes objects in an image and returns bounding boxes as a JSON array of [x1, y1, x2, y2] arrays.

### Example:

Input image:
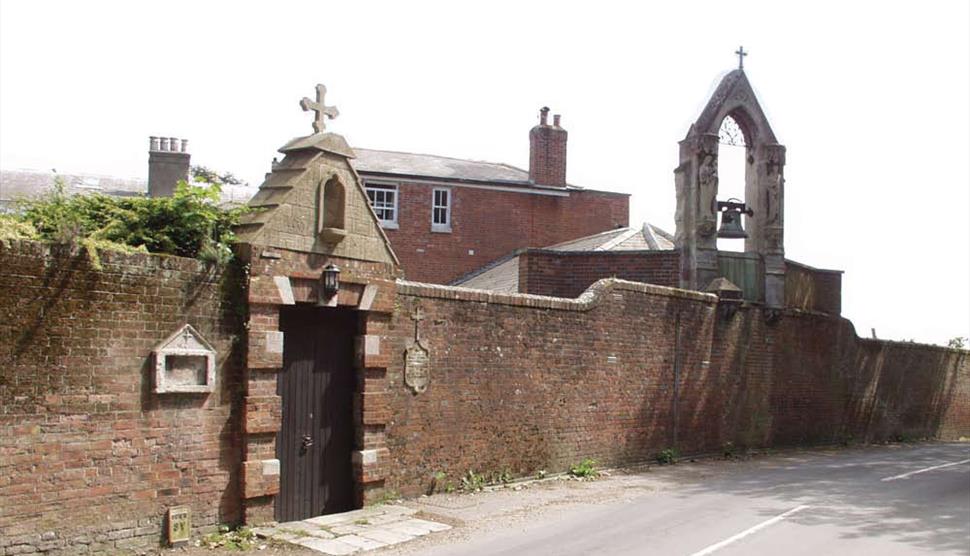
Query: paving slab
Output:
[[357, 528, 416, 545], [294, 537, 359, 555], [329, 524, 369, 536], [386, 522, 433, 537], [357, 513, 409, 526], [258, 505, 451, 555], [336, 534, 387, 550]]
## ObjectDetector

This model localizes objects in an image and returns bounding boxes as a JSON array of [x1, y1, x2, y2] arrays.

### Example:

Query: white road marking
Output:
[[880, 458, 970, 482], [689, 505, 811, 556]]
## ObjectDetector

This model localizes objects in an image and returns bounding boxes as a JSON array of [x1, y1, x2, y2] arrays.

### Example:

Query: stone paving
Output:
[[253, 504, 451, 555]]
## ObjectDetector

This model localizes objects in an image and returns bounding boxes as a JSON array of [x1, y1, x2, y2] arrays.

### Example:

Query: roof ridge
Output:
[[544, 227, 631, 250], [354, 147, 526, 170], [1, 168, 145, 181]]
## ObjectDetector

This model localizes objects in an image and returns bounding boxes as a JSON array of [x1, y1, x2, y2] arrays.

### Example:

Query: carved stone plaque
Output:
[[404, 341, 430, 394]]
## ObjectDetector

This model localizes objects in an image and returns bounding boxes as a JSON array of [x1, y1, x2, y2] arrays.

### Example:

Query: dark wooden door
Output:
[[276, 306, 357, 522]]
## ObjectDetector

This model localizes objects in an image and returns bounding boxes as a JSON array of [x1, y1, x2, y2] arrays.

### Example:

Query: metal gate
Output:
[[718, 251, 765, 303], [276, 306, 357, 522]]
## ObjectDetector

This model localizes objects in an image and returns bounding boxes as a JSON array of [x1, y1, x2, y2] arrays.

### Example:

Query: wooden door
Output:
[[276, 306, 357, 522]]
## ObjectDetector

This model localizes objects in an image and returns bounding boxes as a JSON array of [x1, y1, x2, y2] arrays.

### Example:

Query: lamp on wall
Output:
[[322, 263, 341, 299]]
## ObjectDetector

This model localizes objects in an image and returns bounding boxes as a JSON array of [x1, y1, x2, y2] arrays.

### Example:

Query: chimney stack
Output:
[[148, 135, 191, 197], [529, 107, 567, 187]]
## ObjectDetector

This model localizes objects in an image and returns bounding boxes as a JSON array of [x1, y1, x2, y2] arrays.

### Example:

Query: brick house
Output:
[[351, 107, 629, 284], [2, 111, 627, 286], [455, 223, 679, 297]]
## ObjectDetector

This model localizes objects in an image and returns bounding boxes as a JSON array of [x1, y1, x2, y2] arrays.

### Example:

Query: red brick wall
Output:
[[383, 280, 970, 497], [519, 250, 681, 298], [376, 181, 628, 284], [785, 259, 842, 315], [0, 240, 244, 554]]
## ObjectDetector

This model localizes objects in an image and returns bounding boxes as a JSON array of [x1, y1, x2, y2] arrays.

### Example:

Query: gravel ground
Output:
[[162, 539, 318, 555]]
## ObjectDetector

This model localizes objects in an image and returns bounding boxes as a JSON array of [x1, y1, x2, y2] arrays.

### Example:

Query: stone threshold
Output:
[[253, 504, 451, 555]]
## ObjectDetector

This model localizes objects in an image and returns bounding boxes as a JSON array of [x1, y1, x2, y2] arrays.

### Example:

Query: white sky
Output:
[[1, 0, 968, 345]]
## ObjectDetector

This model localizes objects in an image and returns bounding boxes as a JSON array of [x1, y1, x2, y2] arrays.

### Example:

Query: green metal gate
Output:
[[717, 252, 764, 303]]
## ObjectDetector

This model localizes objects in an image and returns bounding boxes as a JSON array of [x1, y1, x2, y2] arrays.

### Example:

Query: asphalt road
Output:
[[393, 443, 970, 556]]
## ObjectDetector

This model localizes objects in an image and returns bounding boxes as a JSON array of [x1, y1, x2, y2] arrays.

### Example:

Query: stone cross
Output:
[[411, 306, 425, 342], [735, 46, 748, 70], [300, 84, 339, 134], [177, 327, 193, 349]]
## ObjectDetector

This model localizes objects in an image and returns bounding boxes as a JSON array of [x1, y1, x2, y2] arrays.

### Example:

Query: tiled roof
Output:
[[455, 223, 675, 293], [352, 148, 534, 185]]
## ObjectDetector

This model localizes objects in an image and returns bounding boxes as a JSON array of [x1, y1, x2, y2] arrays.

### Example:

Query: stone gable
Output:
[[235, 133, 398, 265]]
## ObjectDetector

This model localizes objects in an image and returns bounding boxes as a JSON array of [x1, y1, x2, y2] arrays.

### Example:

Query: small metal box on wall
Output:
[[167, 505, 191, 545], [152, 324, 217, 394]]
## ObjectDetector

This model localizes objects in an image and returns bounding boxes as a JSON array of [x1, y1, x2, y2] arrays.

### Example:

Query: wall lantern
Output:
[[716, 198, 754, 239], [322, 263, 341, 299]]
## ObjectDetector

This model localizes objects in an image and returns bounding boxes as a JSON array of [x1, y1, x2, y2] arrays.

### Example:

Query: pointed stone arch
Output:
[[674, 69, 787, 306]]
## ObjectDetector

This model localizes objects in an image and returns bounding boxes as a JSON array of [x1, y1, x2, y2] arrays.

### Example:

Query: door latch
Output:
[[301, 435, 313, 450]]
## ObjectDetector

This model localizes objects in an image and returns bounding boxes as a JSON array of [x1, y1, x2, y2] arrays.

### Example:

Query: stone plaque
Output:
[[152, 324, 216, 394], [404, 341, 430, 394], [167, 505, 191, 545]]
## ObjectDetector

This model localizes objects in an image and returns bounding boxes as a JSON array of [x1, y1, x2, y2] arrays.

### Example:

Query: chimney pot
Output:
[[148, 135, 191, 197], [529, 108, 568, 187]]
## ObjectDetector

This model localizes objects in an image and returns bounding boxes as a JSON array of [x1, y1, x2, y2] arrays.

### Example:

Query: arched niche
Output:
[[716, 113, 753, 252], [317, 175, 348, 242]]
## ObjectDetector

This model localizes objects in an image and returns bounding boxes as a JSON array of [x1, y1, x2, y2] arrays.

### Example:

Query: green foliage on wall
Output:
[[1, 177, 247, 266]]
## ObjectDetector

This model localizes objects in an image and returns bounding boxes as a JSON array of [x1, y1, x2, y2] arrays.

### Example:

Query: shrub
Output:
[[655, 448, 679, 465], [568, 458, 599, 479], [201, 525, 257, 551], [11, 177, 247, 265], [460, 470, 486, 492]]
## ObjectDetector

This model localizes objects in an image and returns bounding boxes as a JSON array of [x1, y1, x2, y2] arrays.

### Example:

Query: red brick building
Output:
[[351, 107, 629, 284]]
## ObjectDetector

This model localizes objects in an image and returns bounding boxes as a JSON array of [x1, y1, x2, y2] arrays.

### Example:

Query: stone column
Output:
[[746, 143, 786, 306], [674, 133, 720, 291]]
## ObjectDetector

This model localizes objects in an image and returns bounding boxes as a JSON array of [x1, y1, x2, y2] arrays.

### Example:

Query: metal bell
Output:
[[716, 198, 753, 239]]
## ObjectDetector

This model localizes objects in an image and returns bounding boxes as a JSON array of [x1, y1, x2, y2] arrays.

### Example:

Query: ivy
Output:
[[2, 177, 248, 265]]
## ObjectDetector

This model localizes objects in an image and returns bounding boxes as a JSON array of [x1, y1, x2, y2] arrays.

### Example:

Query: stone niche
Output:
[[152, 324, 217, 394]]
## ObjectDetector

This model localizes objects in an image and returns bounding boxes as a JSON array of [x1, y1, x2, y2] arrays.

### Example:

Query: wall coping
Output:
[[397, 277, 716, 311], [858, 337, 970, 355], [523, 248, 678, 257], [0, 238, 221, 274], [786, 258, 844, 275]]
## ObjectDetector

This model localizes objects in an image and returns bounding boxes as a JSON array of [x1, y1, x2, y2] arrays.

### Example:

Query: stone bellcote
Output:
[[674, 65, 787, 307]]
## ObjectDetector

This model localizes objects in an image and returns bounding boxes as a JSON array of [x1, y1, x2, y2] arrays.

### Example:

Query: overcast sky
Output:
[[1, 0, 967, 345]]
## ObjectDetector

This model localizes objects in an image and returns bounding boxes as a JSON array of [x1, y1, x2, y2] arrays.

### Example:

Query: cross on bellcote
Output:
[[300, 83, 339, 134], [735, 46, 748, 70]]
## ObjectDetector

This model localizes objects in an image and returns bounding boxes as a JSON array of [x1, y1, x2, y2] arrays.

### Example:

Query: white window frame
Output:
[[431, 187, 452, 232], [364, 181, 399, 229]]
